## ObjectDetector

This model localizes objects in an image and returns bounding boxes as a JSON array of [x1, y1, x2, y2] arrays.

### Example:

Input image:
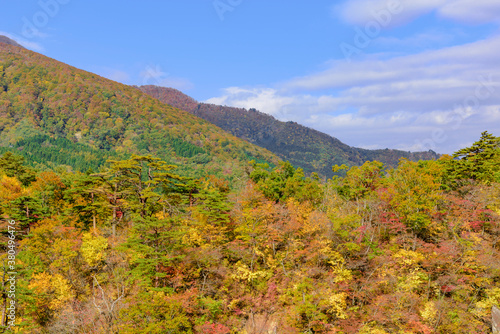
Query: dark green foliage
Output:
[[249, 160, 323, 204], [193, 178, 232, 228], [0, 135, 127, 172], [447, 131, 500, 185], [7, 195, 45, 230], [62, 172, 106, 230], [134, 132, 206, 158], [103, 156, 189, 290], [0, 151, 36, 185], [93, 155, 188, 226]]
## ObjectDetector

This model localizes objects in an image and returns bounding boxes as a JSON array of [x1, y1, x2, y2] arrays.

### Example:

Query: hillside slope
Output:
[[0, 40, 279, 177], [138, 85, 439, 177], [0, 35, 23, 48]]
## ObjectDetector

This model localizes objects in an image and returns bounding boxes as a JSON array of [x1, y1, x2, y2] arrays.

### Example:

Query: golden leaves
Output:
[[0, 174, 28, 203], [28, 272, 74, 311], [81, 232, 109, 267], [326, 292, 348, 319], [230, 261, 268, 283], [473, 287, 500, 319], [420, 300, 438, 324], [393, 249, 425, 267]]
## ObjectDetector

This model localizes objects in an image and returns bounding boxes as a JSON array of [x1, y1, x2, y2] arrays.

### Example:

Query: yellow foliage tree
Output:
[[28, 272, 74, 311], [81, 232, 109, 267]]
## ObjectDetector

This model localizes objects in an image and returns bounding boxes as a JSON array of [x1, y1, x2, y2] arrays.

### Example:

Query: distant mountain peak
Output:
[[0, 35, 24, 48]]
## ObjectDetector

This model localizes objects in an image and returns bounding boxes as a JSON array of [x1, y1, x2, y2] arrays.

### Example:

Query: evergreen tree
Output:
[[448, 131, 500, 185]]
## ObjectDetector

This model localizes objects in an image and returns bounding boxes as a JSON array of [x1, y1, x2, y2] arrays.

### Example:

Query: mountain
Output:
[[0, 40, 279, 178], [0, 35, 24, 48], [137, 85, 440, 177]]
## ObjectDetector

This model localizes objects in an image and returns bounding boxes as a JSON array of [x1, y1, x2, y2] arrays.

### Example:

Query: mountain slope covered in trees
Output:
[[0, 40, 279, 178], [138, 85, 439, 177]]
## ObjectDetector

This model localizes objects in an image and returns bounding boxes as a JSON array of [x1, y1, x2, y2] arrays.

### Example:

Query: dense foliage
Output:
[[139, 85, 440, 178], [1, 132, 499, 333]]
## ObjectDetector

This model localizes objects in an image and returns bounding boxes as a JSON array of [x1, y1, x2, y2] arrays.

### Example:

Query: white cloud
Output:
[[140, 65, 168, 85], [205, 87, 347, 121], [206, 87, 302, 119], [337, 0, 500, 26], [206, 35, 500, 154], [287, 35, 500, 92]]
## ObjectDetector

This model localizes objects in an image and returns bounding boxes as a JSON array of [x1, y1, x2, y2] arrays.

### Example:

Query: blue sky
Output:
[[1, 0, 500, 154]]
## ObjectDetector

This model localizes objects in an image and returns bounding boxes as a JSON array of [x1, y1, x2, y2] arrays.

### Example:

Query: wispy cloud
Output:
[[337, 0, 500, 26], [336, 0, 446, 27]]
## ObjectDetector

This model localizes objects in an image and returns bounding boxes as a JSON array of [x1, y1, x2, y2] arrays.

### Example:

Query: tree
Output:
[[191, 176, 233, 245], [63, 172, 109, 231], [0, 152, 36, 186], [95, 156, 189, 290], [448, 131, 500, 185], [332, 160, 385, 201], [91, 155, 185, 236], [249, 161, 323, 205], [385, 159, 444, 239], [0, 174, 45, 231]]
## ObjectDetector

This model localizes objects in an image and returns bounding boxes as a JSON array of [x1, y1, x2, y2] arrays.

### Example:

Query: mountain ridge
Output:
[[137, 85, 440, 177]]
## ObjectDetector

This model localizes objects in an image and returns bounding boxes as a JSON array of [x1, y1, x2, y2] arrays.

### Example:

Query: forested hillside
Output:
[[0, 41, 279, 179], [138, 85, 440, 177], [0, 132, 499, 333]]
